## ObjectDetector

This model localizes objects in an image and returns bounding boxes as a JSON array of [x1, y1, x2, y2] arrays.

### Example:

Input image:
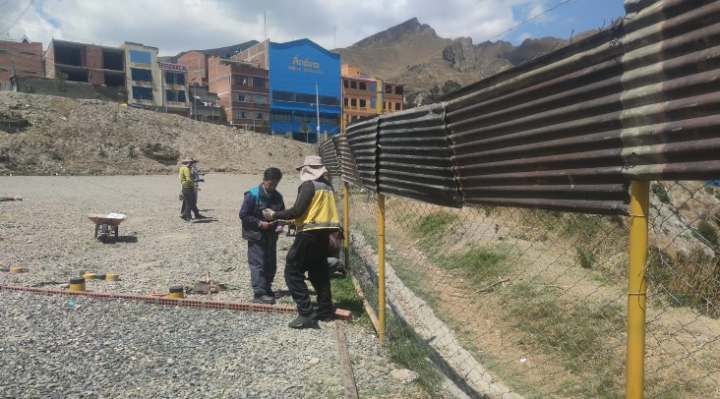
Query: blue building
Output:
[[266, 39, 341, 143]]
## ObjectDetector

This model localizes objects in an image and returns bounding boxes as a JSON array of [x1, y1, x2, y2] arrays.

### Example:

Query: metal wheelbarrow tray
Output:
[[87, 213, 127, 240]]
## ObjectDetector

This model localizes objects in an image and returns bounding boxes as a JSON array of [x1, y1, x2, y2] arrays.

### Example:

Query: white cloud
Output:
[[4, 0, 553, 55]]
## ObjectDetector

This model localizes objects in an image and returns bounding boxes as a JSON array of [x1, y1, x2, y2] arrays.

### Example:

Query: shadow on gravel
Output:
[[190, 218, 217, 224], [98, 235, 138, 244]]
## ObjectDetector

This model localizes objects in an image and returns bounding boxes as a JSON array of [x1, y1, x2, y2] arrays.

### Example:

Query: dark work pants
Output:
[[284, 230, 332, 318], [248, 237, 277, 297], [181, 187, 199, 220]]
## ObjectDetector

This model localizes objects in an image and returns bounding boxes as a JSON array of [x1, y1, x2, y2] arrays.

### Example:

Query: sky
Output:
[[0, 0, 626, 56]]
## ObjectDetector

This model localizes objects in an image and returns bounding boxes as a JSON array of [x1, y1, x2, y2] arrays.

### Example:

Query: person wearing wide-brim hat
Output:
[[262, 155, 341, 328], [179, 157, 204, 222]]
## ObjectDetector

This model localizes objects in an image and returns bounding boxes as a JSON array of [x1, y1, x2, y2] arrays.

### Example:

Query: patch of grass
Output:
[[652, 183, 671, 204], [577, 246, 596, 269], [330, 273, 371, 329], [647, 246, 720, 316], [386, 317, 443, 392], [434, 245, 509, 286], [694, 220, 719, 249], [504, 283, 626, 398]]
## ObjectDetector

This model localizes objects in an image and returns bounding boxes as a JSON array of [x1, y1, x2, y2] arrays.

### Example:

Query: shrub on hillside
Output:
[[142, 143, 180, 165]]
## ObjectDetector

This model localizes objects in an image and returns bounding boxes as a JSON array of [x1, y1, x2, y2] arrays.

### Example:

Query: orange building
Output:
[[341, 63, 404, 132]]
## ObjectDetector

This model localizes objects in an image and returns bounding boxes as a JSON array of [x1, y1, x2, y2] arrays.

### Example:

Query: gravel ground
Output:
[[0, 174, 430, 399]]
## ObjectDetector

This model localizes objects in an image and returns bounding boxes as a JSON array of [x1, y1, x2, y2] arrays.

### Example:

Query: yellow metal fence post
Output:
[[377, 193, 386, 342], [626, 180, 649, 399], [343, 182, 350, 274]]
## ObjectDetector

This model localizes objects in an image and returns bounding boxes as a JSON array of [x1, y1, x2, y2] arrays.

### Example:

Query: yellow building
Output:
[[341, 64, 404, 132]]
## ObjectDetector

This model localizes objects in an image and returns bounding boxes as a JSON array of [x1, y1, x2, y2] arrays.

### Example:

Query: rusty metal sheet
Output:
[[335, 134, 362, 187], [446, 22, 630, 215], [619, 0, 720, 180], [331, 0, 720, 215], [346, 115, 380, 191], [377, 104, 462, 207], [318, 139, 341, 175]]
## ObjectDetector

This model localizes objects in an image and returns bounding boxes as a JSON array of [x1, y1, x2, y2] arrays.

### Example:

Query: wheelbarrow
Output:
[[88, 213, 127, 241]]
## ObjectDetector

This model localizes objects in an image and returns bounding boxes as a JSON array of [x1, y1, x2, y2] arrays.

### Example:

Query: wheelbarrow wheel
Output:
[[94, 224, 99, 238], [114, 226, 119, 239]]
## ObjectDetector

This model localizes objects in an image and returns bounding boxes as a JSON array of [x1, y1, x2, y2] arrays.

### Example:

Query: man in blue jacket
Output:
[[239, 167, 285, 304]]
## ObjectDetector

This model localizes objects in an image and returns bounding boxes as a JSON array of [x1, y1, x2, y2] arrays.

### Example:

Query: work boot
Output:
[[194, 214, 206, 219], [288, 311, 317, 329], [251, 295, 276, 305]]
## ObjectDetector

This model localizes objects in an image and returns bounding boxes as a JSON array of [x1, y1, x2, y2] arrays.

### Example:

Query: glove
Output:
[[262, 208, 276, 221]]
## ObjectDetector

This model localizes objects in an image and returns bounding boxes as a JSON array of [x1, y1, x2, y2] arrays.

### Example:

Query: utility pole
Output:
[[315, 81, 320, 143]]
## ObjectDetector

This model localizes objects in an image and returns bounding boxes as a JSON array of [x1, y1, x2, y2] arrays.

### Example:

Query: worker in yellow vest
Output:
[[263, 155, 341, 329]]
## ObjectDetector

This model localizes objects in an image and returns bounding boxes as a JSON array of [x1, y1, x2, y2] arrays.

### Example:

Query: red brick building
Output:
[[207, 56, 269, 130], [45, 39, 125, 87], [175, 51, 208, 86], [177, 50, 270, 130], [0, 36, 43, 82]]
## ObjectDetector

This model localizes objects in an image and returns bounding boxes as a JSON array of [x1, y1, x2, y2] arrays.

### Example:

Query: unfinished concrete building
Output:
[[45, 39, 125, 87]]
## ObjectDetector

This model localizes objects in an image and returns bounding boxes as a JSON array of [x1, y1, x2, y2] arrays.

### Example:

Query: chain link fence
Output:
[[342, 179, 720, 398]]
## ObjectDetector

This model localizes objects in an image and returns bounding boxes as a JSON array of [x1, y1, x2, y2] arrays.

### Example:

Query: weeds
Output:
[[647, 246, 720, 316], [694, 220, 719, 249], [386, 317, 443, 392], [652, 183, 671, 204], [434, 246, 509, 286], [504, 283, 625, 398], [577, 246, 596, 269]]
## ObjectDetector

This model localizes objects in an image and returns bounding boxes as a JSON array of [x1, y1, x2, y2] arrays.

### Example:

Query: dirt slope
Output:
[[0, 92, 316, 176]]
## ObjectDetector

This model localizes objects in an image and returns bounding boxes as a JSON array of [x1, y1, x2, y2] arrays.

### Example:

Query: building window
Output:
[[235, 109, 249, 119], [176, 74, 185, 85], [350, 99, 357, 107], [0, 50, 6, 54], [385, 85, 393, 94], [350, 81, 357, 89], [271, 111, 292, 122], [320, 116, 337, 125], [21, 70, 37, 74], [178, 91, 186, 102], [165, 72, 174, 85], [272, 90, 294, 102], [296, 93, 315, 104], [359, 99, 366, 108], [343, 98, 349, 107], [131, 68, 152, 82], [252, 76, 266, 88], [166, 90, 176, 102], [370, 83, 376, 92], [236, 93, 248, 102], [132, 86, 153, 101], [256, 111, 265, 120], [395, 102, 401, 111], [296, 113, 316, 124], [20, 51, 36, 56], [254, 94, 267, 104], [359, 82, 366, 90], [129, 50, 152, 64], [234, 75, 249, 86], [396, 86, 404, 95], [320, 95, 339, 106], [343, 80, 348, 88]]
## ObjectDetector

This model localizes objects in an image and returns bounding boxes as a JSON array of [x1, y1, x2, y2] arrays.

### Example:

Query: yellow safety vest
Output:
[[295, 180, 341, 232]]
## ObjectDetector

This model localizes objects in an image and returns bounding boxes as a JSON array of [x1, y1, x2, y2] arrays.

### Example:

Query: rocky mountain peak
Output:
[[352, 17, 437, 48]]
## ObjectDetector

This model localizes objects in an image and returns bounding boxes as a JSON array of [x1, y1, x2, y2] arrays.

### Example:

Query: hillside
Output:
[[0, 92, 315, 176], [338, 17, 602, 96]]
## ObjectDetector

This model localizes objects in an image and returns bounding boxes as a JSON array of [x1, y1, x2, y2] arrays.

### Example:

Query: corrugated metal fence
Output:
[[319, 0, 720, 216]]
